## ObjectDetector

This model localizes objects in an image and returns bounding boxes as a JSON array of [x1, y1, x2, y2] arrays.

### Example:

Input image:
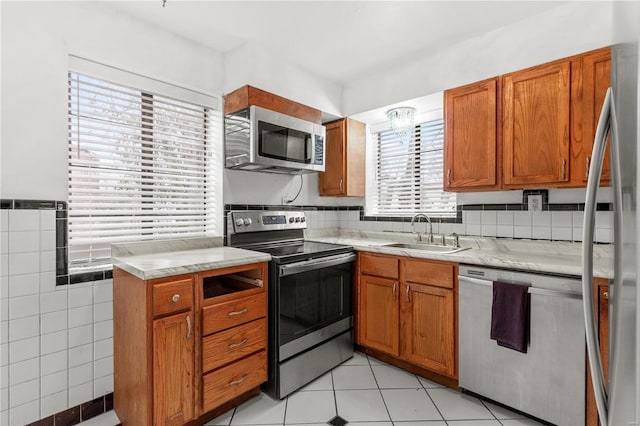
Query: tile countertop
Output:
[[111, 237, 271, 280], [304, 229, 613, 279]]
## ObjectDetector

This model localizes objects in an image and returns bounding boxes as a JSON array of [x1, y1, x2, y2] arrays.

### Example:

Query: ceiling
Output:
[[106, 1, 566, 87]]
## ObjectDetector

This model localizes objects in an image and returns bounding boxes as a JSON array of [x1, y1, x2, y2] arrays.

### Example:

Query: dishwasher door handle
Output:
[[458, 275, 582, 299]]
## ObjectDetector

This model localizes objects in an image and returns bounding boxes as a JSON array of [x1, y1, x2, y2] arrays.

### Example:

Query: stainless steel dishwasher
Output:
[[458, 265, 585, 426]]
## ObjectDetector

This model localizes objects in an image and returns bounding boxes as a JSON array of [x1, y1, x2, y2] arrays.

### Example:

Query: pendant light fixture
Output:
[[387, 107, 416, 136]]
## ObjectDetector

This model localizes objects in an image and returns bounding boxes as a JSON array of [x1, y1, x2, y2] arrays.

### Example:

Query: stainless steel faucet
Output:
[[411, 213, 433, 243]]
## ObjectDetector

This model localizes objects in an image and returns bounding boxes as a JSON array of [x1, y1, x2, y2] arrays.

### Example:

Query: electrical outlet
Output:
[[528, 194, 543, 212]]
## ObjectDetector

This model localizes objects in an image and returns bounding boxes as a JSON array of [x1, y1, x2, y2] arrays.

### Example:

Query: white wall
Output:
[[223, 169, 364, 207], [223, 42, 342, 117], [0, 1, 224, 201], [343, 1, 613, 116], [222, 42, 349, 206]]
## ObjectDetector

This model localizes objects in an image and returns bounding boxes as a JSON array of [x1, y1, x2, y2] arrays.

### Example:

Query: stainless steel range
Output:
[[228, 210, 355, 399]]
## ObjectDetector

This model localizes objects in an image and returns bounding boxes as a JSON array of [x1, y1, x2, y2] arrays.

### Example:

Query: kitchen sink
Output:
[[383, 242, 470, 254]]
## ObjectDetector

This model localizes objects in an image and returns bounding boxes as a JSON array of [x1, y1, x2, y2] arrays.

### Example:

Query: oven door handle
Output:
[[279, 253, 356, 277]]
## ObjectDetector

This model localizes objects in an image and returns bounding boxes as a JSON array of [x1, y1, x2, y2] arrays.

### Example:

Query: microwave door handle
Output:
[[307, 134, 314, 164]]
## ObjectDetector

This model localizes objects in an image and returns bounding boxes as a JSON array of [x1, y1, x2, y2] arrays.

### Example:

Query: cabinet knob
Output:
[[603, 291, 609, 300], [172, 294, 180, 302]]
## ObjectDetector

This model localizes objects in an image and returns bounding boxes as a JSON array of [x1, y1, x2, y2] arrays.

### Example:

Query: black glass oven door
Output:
[[258, 120, 311, 164], [278, 257, 353, 357]]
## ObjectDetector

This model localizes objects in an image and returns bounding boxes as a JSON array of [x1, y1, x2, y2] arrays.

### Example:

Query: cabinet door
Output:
[[359, 274, 399, 356], [581, 48, 611, 185], [444, 78, 498, 190], [153, 311, 194, 426], [586, 278, 609, 426], [319, 119, 346, 196], [503, 60, 571, 187], [400, 283, 455, 378]]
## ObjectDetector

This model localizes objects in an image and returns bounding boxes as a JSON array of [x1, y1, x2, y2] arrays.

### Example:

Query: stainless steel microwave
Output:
[[224, 105, 325, 174]]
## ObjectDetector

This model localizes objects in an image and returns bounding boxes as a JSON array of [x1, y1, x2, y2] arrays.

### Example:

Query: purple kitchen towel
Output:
[[490, 281, 530, 353]]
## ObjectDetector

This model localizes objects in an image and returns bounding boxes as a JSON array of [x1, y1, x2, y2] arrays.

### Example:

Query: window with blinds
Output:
[[371, 119, 456, 217], [68, 72, 219, 269]]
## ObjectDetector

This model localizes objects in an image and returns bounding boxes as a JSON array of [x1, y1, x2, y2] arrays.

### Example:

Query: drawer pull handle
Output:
[[561, 159, 567, 180], [406, 284, 410, 303], [447, 169, 451, 186], [229, 374, 248, 386], [228, 308, 248, 317], [186, 314, 191, 340], [392, 282, 397, 300], [172, 294, 180, 302], [228, 338, 248, 350]]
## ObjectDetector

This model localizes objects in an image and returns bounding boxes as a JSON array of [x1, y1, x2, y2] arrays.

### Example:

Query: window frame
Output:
[[365, 114, 457, 219], [67, 56, 222, 272]]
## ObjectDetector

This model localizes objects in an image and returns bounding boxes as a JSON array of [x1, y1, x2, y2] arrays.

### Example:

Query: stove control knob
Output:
[[301, 217, 306, 223], [295, 217, 301, 223], [243, 218, 252, 226], [235, 218, 244, 227], [289, 217, 295, 223]]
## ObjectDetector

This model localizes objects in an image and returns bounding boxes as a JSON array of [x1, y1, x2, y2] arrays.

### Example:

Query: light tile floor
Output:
[[205, 352, 545, 426]]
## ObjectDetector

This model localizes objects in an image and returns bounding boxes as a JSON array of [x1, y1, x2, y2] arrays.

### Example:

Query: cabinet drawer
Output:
[[202, 350, 267, 412], [202, 318, 267, 373], [404, 259, 455, 289], [202, 293, 266, 335], [153, 279, 193, 316], [360, 253, 399, 279]]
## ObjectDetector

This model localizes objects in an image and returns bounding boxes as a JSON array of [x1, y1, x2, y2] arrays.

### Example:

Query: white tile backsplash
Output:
[[8, 336, 39, 363], [41, 370, 67, 397], [41, 390, 67, 418], [40, 350, 68, 376], [68, 362, 93, 388], [40, 310, 67, 335], [9, 357, 39, 386], [551, 211, 572, 227], [8, 252, 40, 276], [8, 211, 40, 232], [532, 211, 551, 227], [39, 211, 56, 231], [69, 285, 93, 309], [8, 231, 40, 254], [9, 399, 40, 426], [69, 344, 93, 368], [9, 273, 40, 298], [9, 294, 40, 320]]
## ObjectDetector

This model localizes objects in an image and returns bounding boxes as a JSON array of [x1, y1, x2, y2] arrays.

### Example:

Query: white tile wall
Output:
[[2, 209, 114, 423], [336, 207, 613, 243]]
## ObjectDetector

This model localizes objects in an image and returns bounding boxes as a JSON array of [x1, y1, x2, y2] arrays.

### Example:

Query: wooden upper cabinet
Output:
[[444, 77, 499, 191], [319, 118, 366, 196], [224, 85, 322, 124], [503, 60, 571, 187], [579, 48, 611, 185]]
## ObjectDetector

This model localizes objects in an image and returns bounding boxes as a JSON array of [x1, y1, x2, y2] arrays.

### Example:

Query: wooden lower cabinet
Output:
[[153, 311, 195, 426], [401, 283, 455, 377], [357, 252, 457, 380], [360, 274, 400, 356], [586, 277, 609, 426], [114, 261, 268, 426]]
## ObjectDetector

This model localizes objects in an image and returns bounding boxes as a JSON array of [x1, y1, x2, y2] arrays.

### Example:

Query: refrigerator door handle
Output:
[[583, 87, 621, 426]]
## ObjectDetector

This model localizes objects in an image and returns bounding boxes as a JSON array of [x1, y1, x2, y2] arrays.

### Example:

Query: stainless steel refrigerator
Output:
[[582, 3, 640, 426]]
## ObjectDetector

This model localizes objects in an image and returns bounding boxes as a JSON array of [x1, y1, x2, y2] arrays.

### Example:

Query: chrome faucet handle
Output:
[[450, 232, 459, 248], [440, 234, 446, 246]]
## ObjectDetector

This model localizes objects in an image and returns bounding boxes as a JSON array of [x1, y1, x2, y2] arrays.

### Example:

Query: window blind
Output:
[[68, 72, 220, 268], [372, 119, 456, 217]]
